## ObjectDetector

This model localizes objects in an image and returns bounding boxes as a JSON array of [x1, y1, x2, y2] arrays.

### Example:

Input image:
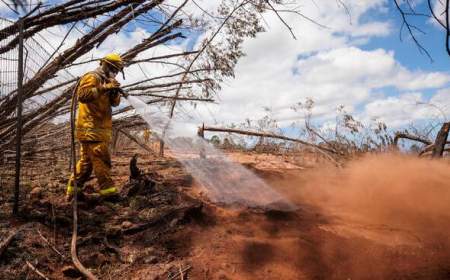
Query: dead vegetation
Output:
[[1, 1, 450, 279], [2, 139, 449, 280], [1, 145, 202, 279]]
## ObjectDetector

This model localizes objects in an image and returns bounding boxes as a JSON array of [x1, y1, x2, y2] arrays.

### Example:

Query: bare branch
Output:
[[265, 0, 297, 39], [428, 0, 446, 28], [25, 261, 50, 280], [394, 0, 433, 61], [393, 132, 432, 146]]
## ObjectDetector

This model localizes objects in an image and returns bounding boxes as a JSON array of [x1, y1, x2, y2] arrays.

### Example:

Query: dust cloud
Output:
[[187, 154, 450, 279], [285, 154, 450, 244]]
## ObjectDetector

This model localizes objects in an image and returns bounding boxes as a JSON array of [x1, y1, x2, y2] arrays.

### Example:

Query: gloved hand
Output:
[[101, 79, 121, 93], [120, 89, 129, 98]]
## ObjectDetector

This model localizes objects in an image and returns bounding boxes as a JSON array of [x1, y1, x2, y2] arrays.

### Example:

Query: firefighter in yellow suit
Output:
[[143, 128, 151, 143], [66, 53, 125, 200]]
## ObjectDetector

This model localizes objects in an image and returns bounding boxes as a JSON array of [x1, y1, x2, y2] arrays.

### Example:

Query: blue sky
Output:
[[191, 0, 450, 138], [353, 0, 450, 124], [1, 0, 449, 139], [361, 0, 449, 72]]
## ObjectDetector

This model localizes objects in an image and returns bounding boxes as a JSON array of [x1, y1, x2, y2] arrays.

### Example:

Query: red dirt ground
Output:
[[180, 154, 450, 280], [1, 149, 450, 279]]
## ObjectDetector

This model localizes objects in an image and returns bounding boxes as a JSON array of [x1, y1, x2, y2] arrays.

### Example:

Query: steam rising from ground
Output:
[[126, 96, 295, 210]]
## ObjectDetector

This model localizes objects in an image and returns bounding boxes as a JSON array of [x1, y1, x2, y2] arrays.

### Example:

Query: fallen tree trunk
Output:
[[201, 126, 340, 155], [418, 142, 450, 156], [393, 132, 432, 146], [393, 124, 449, 157]]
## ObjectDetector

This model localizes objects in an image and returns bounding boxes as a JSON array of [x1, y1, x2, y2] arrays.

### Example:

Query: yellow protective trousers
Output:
[[67, 141, 117, 196]]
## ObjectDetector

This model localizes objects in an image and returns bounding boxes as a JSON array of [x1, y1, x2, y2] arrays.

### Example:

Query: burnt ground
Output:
[[0, 146, 201, 280], [1, 147, 450, 279]]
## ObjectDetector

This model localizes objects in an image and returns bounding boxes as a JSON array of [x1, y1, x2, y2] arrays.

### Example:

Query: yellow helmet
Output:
[[101, 53, 124, 71]]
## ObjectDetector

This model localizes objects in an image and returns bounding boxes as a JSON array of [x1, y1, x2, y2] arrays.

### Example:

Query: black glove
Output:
[[119, 88, 129, 98], [101, 79, 121, 93]]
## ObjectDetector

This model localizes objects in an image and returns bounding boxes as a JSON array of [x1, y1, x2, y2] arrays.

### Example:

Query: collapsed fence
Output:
[[0, 16, 75, 214], [1, 0, 449, 217], [0, 0, 269, 218]]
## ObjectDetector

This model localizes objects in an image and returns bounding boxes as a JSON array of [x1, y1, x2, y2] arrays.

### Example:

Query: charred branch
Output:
[[122, 19, 184, 61], [127, 50, 199, 65], [113, 94, 214, 116], [123, 68, 214, 89], [201, 126, 340, 155], [25, 261, 50, 280], [393, 0, 433, 61], [432, 122, 450, 158], [130, 93, 214, 102], [127, 78, 212, 91], [0, 0, 147, 54], [1, 2, 158, 120], [393, 132, 432, 146]]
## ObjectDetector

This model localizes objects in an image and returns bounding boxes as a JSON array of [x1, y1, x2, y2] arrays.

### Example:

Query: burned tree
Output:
[[432, 122, 450, 157], [0, 0, 305, 156]]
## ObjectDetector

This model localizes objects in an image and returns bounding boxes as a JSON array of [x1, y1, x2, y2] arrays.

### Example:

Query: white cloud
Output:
[[2, 0, 448, 133], [429, 88, 450, 120], [362, 92, 448, 127], [183, 0, 450, 131], [351, 21, 392, 37], [193, 40, 449, 129], [295, 47, 450, 90]]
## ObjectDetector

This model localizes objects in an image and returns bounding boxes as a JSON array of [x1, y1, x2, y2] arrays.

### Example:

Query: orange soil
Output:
[[182, 154, 450, 279]]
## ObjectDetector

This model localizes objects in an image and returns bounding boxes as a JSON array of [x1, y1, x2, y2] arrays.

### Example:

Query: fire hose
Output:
[[69, 82, 126, 279], [69, 80, 98, 280]]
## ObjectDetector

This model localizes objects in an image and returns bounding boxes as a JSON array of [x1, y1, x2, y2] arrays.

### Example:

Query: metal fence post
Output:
[[13, 19, 24, 215]]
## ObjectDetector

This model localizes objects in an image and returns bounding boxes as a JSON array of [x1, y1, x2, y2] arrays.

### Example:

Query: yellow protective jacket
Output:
[[75, 68, 121, 142]]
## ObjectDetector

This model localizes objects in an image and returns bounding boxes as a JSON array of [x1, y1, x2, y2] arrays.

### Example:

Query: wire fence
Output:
[[0, 17, 75, 212], [0, 18, 19, 100]]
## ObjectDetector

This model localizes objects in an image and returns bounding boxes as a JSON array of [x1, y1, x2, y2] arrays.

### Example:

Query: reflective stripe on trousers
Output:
[[67, 141, 116, 195]]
